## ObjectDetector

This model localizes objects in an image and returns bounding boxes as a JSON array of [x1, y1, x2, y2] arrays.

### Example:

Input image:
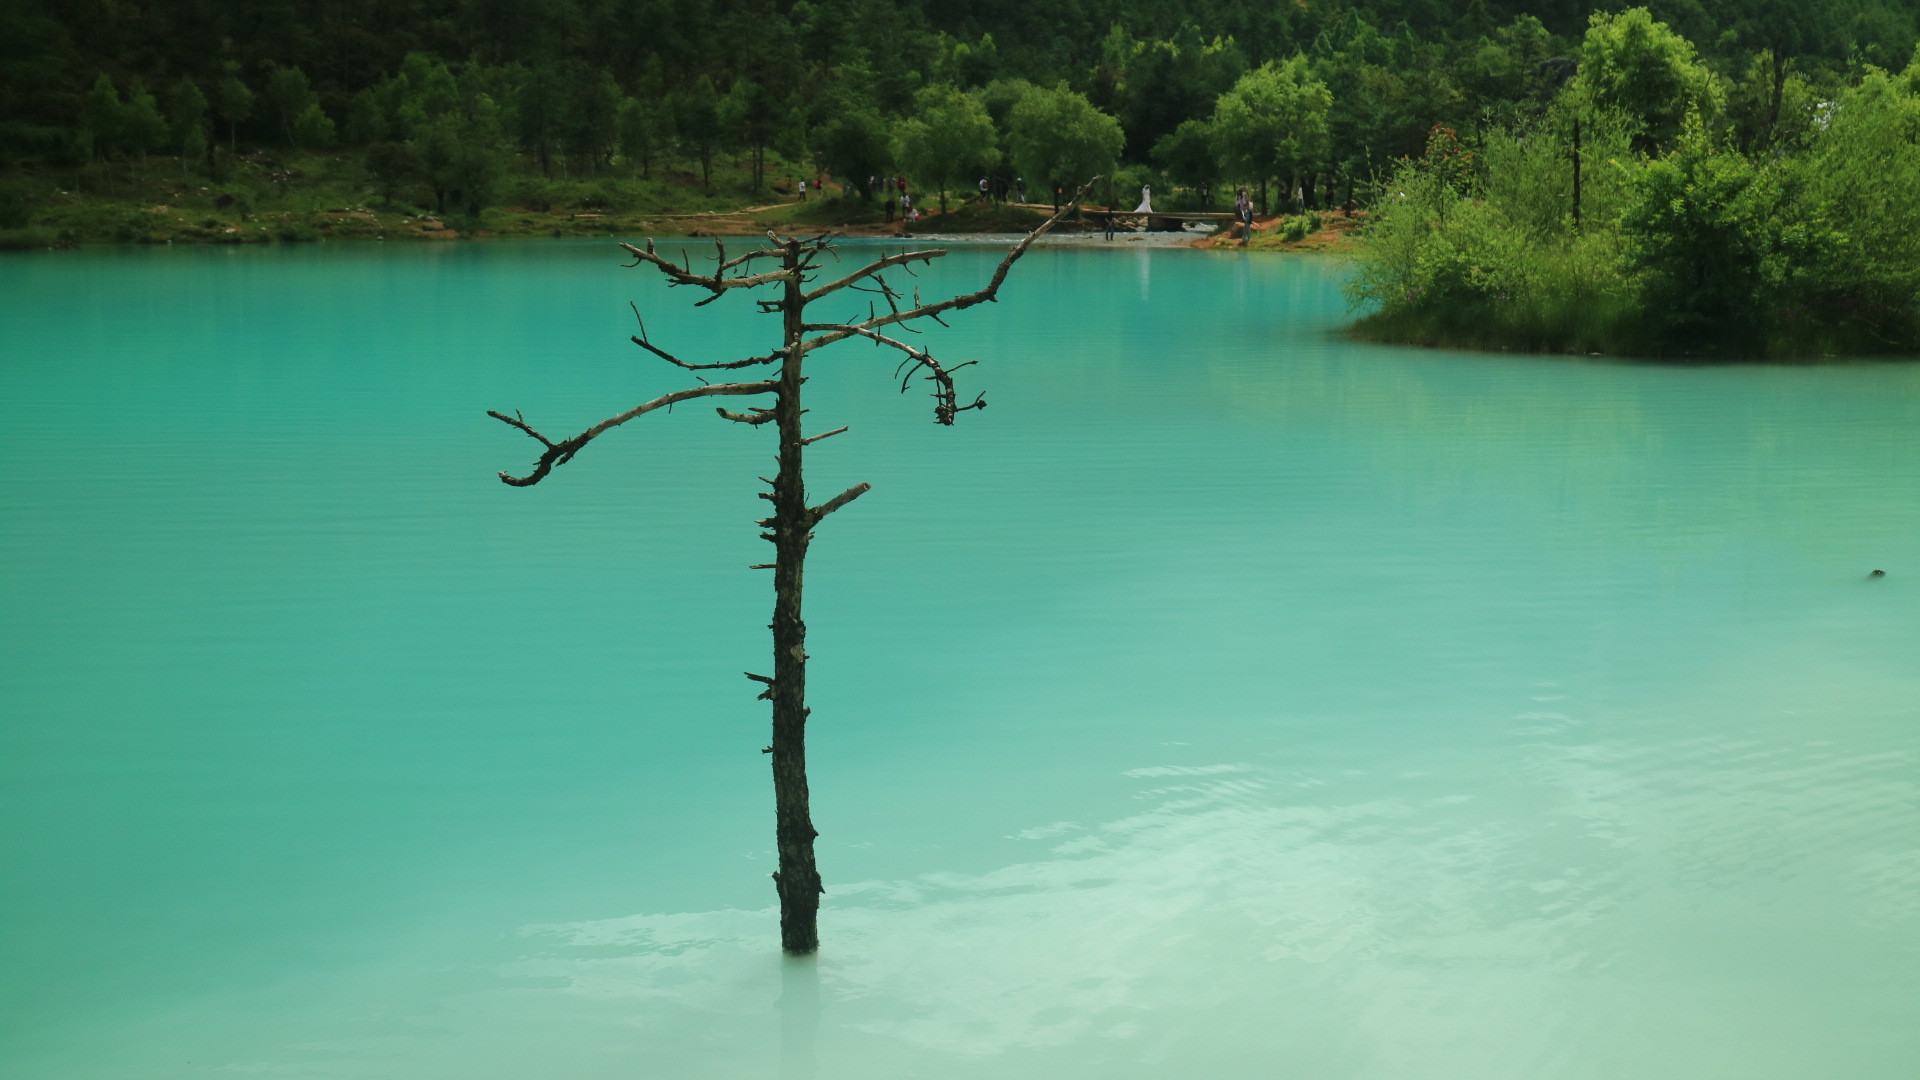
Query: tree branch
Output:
[[801, 179, 1097, 350], [629, 302, 780, 370], [798, 322, 985, 424], [807, 482, 871, 527], [799, 426, 848, 445], [621, 239, 793, 305], [803, 249, 947, 305], [489, 378, 778, 486]]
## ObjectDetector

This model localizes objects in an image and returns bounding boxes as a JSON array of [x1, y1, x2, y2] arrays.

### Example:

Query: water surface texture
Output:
[[3, 240, 1917, 1079]]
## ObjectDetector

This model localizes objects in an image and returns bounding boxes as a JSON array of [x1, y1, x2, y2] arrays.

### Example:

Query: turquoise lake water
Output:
[[2, 238, 1917, 1078]]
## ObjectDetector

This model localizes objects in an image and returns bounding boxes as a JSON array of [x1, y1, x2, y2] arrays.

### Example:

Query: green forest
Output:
[[4, 0, 1919, 354]]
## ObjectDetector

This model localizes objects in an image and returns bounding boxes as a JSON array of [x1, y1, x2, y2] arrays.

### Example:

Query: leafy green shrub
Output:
[[782, 193, 882, 227], [0, 226, 57, 250], [212, 186, 253, 216], [1351, 117, 1645, 355], [1618, 123, 1802, 354], [505, 178, 554, 212], [366, 141, 425, 206], [110, 210, 157, 243], [290, 103, 336, 149], [587, 182, 632, 212], [0, 184, 33, 229]]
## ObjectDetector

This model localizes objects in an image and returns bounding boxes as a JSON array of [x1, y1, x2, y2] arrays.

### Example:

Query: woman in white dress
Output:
[[1132, 184, 1152, 213]]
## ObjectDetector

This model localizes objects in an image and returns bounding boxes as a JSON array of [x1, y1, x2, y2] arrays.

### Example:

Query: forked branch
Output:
[[488, 378, 778, 486], [630, 302, 781, 371], [801, 180, 1096, 352], [621, 239, 793, 305], [799, 322, 984, 424], [803, 249, 946, 306]]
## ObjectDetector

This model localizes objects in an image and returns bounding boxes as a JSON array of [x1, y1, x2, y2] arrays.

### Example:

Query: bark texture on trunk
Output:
[[769, 240, 823, 954]]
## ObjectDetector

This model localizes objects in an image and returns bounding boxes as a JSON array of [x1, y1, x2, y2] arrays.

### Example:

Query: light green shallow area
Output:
[[2, 239, 1917, 1079]]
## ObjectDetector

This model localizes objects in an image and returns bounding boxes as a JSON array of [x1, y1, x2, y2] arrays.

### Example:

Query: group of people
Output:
[[867, 176, 918, 223], [973, 176, 1028, 206], [800, 172, 1256, 239], [794, 171, 833, 201]]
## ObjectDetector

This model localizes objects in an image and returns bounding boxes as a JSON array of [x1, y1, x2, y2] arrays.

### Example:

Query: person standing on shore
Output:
[[798, 179, 807, 201], [1235, 187, 1253, 242]]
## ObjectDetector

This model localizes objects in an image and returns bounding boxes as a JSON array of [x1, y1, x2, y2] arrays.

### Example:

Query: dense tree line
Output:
[[1350, 8, 1920, 356], [5, 2, 1914, 205]]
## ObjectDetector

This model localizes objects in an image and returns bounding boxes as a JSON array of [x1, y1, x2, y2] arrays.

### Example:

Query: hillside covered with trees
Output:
[[3, 2, 1919, 353]]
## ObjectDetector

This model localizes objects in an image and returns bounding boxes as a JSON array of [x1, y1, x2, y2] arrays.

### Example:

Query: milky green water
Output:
[[2, 239, 1917, 1079]]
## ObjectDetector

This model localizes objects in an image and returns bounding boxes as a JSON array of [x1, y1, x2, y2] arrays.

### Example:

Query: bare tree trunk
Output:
[[1763, 49, 1787, 155], [487, 183, 1094, 955], [1571, 116, 1582, 231], [768, 239, 823, 954]]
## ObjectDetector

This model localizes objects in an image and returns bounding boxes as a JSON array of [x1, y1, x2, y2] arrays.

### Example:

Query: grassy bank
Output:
[[0, 149, 1092, 251], [0, 148, 834, 249]]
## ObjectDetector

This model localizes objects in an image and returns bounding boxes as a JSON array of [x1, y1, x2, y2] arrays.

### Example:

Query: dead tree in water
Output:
[[488, 189, 1088, 954]]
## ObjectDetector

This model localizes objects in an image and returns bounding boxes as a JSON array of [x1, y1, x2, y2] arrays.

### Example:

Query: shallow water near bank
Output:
[[2, 240, 1918, 1078]]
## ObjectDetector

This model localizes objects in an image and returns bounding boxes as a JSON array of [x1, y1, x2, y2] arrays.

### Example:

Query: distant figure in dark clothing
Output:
[[1103, 208, 1116, 241]]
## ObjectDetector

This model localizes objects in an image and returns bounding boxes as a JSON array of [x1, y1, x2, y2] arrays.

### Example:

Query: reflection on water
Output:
[[484, 719, 1916, 1080], [2, 241, 1918, 1079], [779, 956, 819, 1080], [127, 715, 1902, 1079]]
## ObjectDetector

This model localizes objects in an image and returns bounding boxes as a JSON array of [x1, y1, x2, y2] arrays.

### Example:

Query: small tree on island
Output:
[[489, 188, 1090, 954]]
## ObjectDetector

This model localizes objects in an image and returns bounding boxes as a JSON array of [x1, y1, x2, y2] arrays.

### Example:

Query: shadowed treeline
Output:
[[2, 1, 1915, 245]]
